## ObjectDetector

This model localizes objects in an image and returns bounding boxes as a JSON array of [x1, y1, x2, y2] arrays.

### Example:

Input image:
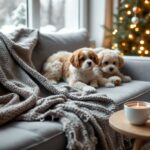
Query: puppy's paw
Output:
[[123, 76, 132, 82], [48, 80, 58, 84], [109, 76, 122, 86], [105, 82, 115, 88], [90, 80, 98, 88], [83, 86, 96, 93]]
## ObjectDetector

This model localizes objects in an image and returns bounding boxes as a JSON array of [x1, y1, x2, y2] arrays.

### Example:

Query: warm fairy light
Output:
[[132, 46, 136, 51], [122, 42, 126, 46], [112, 46, 115, 49], [145, 50, 149, 55], [112, 43, 118, 49], [140, 40, 145, 44], [135, 27, 140, 32], [127, 10, 132, 15], [144, 0, 149, 4], [128, 34, 134, 39], [140, 46, 144, 51], [119, 17, 124, 21], [130, 24, 136, 29], [114, 43, 118, 47], [125, 4, 130, 8], [112, 29, 118, 35], [138, 50, 142, 54], [145, 29, 150, 34]]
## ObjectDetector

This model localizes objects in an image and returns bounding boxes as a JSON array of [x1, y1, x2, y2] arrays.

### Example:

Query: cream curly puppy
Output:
[[96, 48, 131, 86]]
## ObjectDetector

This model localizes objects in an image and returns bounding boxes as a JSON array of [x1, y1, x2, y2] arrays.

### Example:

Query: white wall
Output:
[[89, 0, 106, 47]]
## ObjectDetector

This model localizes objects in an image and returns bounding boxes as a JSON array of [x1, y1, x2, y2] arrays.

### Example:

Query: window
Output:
[[0, 0, 27, 33], [0, 0, 87, 33], [40, 0, 80, 33]]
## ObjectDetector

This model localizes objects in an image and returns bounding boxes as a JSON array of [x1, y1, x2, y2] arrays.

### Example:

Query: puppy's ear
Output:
[[118, 55, 124, 68], [98, 53, 104, 66], [89, 50, 99, 65], [70, 53, 80, 68]]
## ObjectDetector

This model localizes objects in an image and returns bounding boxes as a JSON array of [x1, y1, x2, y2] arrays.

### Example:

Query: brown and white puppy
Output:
[[96, 48, 131, 86], [43, 48, 102, 93]]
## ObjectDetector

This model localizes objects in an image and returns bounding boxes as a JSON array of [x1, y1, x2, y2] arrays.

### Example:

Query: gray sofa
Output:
[[1, 30, 150, 150]]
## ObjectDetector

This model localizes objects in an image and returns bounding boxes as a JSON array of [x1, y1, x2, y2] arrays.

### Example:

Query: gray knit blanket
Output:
[[0, 29, 125, 150]]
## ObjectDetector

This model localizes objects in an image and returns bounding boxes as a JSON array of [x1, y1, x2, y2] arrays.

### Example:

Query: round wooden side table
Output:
[[109, 110, 150, 150]]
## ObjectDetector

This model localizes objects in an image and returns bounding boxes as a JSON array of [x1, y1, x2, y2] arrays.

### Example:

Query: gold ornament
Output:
[[132, 7, 142, 14]]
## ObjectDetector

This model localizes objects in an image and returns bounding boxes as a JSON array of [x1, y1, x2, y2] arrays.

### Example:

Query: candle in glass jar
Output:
[[130, 102, 146, 109]]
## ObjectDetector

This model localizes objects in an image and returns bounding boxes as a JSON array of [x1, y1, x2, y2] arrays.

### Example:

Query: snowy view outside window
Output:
[[0, 0, 79, 33], [0, 0, 27, 33], [40, 0, 79, 33]]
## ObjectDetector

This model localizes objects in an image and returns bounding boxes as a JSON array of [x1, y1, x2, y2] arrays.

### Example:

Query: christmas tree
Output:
[[111, 0, 150, 56]]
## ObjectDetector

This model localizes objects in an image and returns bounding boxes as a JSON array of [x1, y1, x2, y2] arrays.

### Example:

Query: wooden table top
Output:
[[109, 110, 150, 140]]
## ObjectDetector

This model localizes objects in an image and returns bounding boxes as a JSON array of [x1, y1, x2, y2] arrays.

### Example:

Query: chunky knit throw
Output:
[[0, 29, 125, 150]]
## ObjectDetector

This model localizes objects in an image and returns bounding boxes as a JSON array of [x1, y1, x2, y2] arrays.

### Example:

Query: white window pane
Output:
[[0, 0, 27, 33], [40, 0, 79, 33]]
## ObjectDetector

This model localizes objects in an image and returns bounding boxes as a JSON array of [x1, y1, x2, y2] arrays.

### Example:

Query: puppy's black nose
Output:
[[109, 67, 114, 71], [87, 61, 92, 66]]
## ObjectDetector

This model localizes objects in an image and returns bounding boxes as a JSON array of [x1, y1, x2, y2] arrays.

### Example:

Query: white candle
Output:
[[130, 102, 146, 109]]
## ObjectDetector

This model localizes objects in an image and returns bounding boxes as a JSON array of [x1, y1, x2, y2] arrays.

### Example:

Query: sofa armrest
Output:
[[121, 56, 150, 81]]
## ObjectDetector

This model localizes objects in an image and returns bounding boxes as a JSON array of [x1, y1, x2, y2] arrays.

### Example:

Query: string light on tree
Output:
[[135, 27, 140, 32], [145, 29, 150, 34], [127, 10, 132, 15], [112, 29, 118, 35], [119, 17, 124, 23], [145, 50, 149, 55], [107, 0, 150, 56], [122, 42, 126, 46], [132, 46, 136, 51], [140, 46, 145, 51], [130, 24, 136, 29], [125, 4, 130, 8], [144, 0, 149, 5], [140, 40, 145, 44], [128, 34, 134, 40], [138, 50, 142, 55]]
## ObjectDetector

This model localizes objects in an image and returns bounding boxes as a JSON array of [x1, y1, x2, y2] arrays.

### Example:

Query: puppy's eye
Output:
[[89, 56, 93, 60], [113, 62, 116, 65], [80, 57, 85, 61], [104, 61, 109, 65]]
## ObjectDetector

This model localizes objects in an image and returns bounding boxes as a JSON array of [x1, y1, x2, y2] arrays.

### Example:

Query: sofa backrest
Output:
[[32, 29, 90, 72]]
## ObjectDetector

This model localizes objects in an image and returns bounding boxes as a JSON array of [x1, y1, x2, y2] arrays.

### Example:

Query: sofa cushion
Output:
[[0, 121, 66, 150], [32, 29, 90, 72], [97, 80, 150, 106]]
